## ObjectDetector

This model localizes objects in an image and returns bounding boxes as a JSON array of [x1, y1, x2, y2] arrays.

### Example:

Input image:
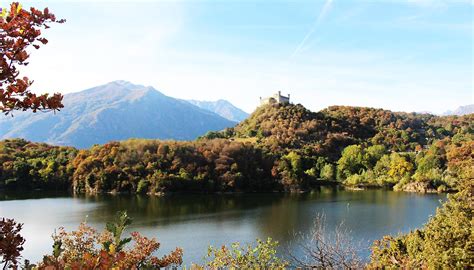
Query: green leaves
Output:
[[204, 238, 287, 269], [105, 211, 133, 253], [52, 239, 63, 258]]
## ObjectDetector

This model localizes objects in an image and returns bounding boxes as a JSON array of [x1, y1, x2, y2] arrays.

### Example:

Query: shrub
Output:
[[38, 211, 183, 269], [369, 189, 473, 268], [320, 163, 335, 181], [200, 238, 288, 269], [288, 214, 363, 269]]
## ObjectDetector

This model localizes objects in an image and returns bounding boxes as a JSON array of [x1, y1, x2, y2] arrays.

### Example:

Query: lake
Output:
[[0, 188, 444, 265]]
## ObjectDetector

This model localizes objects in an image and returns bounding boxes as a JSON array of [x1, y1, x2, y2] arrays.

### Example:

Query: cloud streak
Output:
[[290, 0, 333, 59]]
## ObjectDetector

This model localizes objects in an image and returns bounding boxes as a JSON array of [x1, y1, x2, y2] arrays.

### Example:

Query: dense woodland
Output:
[[0, 104, 472, 194]]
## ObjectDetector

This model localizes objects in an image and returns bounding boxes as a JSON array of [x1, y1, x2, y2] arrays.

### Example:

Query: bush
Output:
[[320, 163, 335, 181], [136, 179, 149, 194], [199, 238, 288, 269], [369, 188, 473, 268], [38, 211, 183, 269], [288, 214, 363, 269]]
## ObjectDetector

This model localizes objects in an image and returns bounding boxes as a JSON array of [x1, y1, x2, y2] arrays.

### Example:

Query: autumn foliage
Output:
[[38, 211, 183, 269], [0, 218, 25, 269], [0, 2, 64, 114]]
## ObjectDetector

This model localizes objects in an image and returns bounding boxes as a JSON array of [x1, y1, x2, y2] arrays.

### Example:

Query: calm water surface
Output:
[[0, 188, 444, 264]]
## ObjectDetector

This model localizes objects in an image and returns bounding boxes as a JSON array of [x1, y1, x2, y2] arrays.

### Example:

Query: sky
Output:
[[15, 0, 474, 114]]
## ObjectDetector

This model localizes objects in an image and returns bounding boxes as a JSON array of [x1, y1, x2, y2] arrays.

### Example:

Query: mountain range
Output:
[[0, 81, 239, 148], [187, 99, 248, 122], [442, 104, 474, 116]]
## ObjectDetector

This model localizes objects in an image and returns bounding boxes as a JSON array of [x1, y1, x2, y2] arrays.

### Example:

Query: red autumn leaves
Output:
[[0, 2, 65, 114]]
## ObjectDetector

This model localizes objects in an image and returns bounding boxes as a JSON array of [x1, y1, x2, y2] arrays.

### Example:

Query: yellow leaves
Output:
[[0, 3, 22, 19], [109, 243, 116, 255]]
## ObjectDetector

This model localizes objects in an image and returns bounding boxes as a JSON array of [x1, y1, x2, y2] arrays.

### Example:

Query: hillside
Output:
[[187, 99, 249, 122], [0, 81, 236, 148], [204, 103, 473, 160]]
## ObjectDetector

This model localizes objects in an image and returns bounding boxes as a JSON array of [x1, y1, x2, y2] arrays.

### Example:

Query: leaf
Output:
[[106, 222, 116, 234], [119, 237, 132, 248]]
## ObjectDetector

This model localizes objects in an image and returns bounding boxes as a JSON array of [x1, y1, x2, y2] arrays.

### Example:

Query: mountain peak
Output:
[[106, 80, 149, 91], [110, 80, 135, 86]]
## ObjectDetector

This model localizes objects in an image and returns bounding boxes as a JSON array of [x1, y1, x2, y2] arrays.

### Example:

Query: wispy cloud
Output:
[[290, 0, 334, 59], [405, 0, 473, 7]]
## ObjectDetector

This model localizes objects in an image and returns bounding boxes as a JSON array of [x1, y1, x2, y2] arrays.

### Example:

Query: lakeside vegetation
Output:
[[0, 2, 472, 268], [368, 150, 473, 268], [1, 138, 471, 268], [1, 104, 472, 194]]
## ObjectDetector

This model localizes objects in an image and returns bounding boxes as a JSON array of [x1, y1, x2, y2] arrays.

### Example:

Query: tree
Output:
[[363, 145, 386, 169], [373, 153, 413, 185], [337, 145, 364, 180], [320, 163, 335, 181], [0, 2, 65, 114], [387, 153, 413, 181]]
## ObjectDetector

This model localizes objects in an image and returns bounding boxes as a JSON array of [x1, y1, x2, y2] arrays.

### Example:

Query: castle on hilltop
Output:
[[260, 91, 290, 106]]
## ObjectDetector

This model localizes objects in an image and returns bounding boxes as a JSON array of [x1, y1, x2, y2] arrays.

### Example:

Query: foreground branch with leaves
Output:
[[0, 2, 64, 114], [0, 218, 25, 269]]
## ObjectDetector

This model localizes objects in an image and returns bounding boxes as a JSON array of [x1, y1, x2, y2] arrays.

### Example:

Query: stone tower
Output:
[[260, 91, 290, 105]]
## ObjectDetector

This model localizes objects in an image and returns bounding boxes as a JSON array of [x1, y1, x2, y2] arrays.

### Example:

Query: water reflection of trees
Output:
[[67, 188, 443, 253], [78, 193, 289, 226], [253, 188, 444, 258]]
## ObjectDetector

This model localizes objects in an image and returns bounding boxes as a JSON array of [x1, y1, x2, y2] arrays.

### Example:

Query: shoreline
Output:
[[0, 181, 454, 198]]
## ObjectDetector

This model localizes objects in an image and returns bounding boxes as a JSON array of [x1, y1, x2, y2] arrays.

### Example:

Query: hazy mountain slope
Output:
[[0, 81, 236, 148], [187, 99, 248, 122], [442, 104, 474, 116]]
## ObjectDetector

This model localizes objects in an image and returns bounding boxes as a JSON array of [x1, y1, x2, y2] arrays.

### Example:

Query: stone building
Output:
[[260, 91, 290, 105]]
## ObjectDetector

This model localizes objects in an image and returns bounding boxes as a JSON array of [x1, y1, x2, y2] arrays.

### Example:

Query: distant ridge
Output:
[[187, 99, 248, 122], [0, 81, 236, 148], [442, 104, 474, 116]]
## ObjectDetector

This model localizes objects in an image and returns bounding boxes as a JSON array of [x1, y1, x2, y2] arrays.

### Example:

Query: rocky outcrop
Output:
[[397, 182, 437, 193]]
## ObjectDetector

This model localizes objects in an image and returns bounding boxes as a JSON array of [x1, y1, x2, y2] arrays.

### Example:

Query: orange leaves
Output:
[[38, 215, 183, 269], [0, 2, 65, 114]]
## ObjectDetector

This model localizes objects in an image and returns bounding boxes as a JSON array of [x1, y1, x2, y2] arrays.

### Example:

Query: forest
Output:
[[1, 104, 472, 194]]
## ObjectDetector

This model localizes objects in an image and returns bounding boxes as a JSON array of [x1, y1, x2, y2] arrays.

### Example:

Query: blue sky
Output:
[[19, 0, 473, 113]]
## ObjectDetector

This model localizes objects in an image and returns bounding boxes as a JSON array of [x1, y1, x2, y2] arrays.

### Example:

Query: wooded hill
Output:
[[0, 104, 472, 194]]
